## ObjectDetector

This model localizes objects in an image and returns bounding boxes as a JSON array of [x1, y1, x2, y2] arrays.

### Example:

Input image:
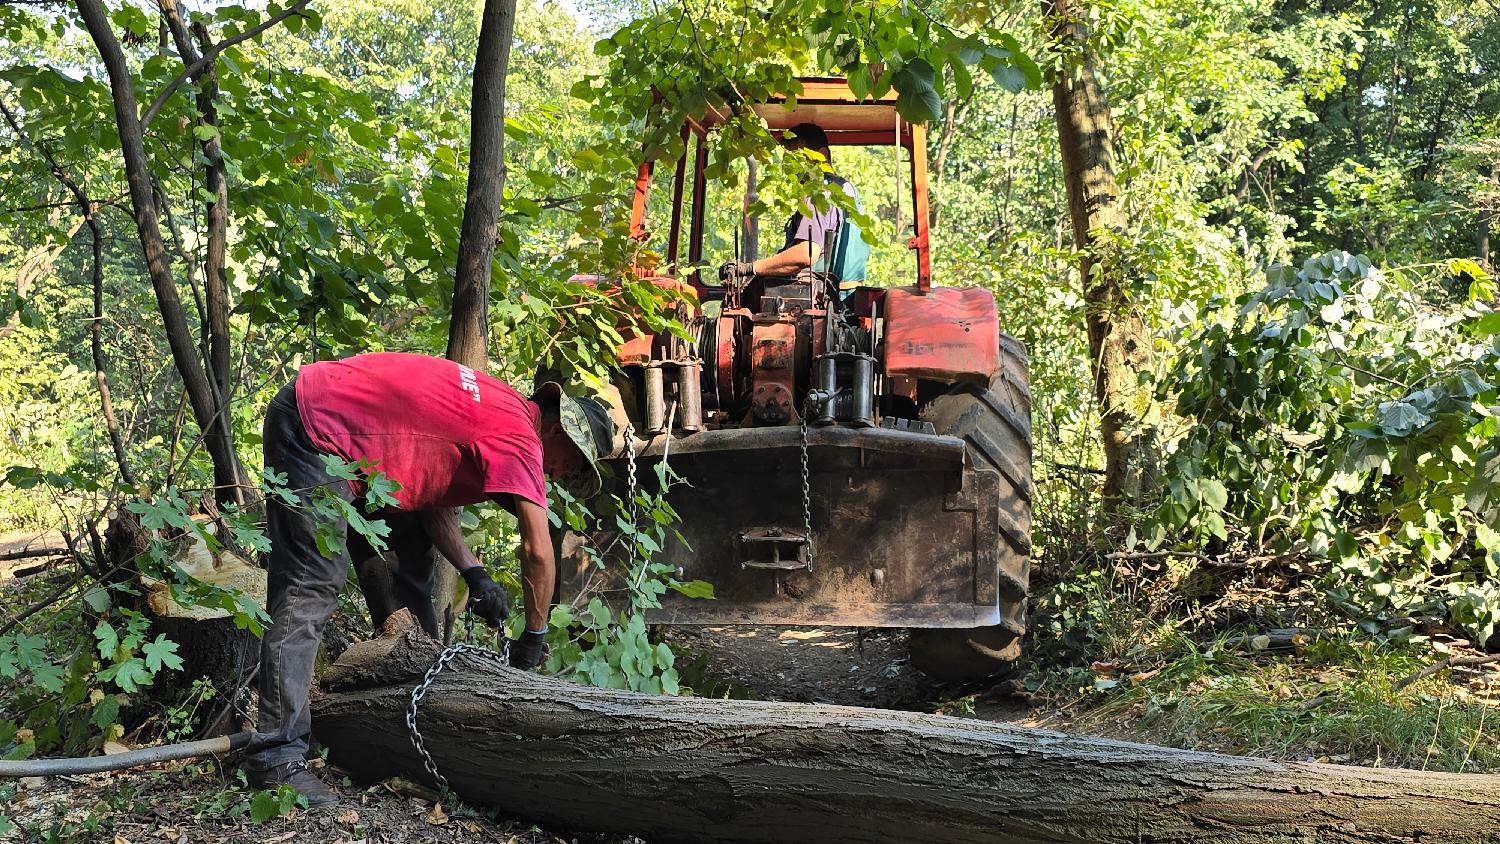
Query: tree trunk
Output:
[[75, 0, 243, 505], [436, 0, 518, 643], [1044, 0, 1156, 503], [1481, 160, 1496, 272], [313, 633, 1500, 844]]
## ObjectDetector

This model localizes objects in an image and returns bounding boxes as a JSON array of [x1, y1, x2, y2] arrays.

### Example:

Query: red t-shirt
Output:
[[294, 352, 545, 511]]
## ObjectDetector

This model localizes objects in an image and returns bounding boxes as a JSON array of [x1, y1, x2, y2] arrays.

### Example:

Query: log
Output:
[[312, 634, 1500, 844]]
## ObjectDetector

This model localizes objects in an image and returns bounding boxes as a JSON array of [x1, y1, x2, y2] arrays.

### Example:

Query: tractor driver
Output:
[[718, 122, 871, 302], [246, 351, 613, 806]]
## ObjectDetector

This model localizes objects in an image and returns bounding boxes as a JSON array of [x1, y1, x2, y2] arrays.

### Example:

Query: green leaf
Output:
[[193, 124, 219, 142], [668, 580, 715, 599], [83, 586, 111, 613], [90, 694, 121, 729], [990, 63, 1027, 94], [99, 657, 151, 693], [1467, 449, 1500, 515], [249, 789, 280, 823], [891, 58, 941, 124], [142, 635, 183, 673], [1377, 401, 1430, 437], [587, 597, 611, 630], [1199, 479, 1228, 512], [94, 620, 119, 660]]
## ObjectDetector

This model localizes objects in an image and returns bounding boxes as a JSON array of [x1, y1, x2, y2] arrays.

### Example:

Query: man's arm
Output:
[[420, 502, 553, 633], [751, 240, 820, 277], [512, 497, 555, 633], [420, 506, 482, 572]]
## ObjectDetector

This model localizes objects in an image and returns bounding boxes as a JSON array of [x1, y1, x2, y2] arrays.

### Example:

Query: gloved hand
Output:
[[718, 260, 755, 282], [510, 629, 547, 670], [461, 567, 509, 629]]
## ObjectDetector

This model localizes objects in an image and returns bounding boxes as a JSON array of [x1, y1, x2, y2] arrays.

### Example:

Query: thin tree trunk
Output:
[[76, 0, 242, 504], [447, 0, 517, 369], [437, 0, 519, 642], [313, 632, 1500, 844], [1044, 0, 1156, 503], [87, 218, 136, 487], [158, 0, 239, 503], [1481, 160, 1496, 271], [0, 100, 135, 486]]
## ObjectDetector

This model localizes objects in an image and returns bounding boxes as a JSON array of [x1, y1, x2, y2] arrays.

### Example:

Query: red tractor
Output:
[[562, 78, 1032, 681]]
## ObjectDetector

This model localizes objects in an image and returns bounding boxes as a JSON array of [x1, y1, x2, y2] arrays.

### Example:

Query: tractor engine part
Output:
[[643, 359, 704, 434], [812, 352, 876, 427]]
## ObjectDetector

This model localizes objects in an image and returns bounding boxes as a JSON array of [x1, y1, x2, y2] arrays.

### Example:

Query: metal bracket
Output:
[[737, 527, 812, 572]]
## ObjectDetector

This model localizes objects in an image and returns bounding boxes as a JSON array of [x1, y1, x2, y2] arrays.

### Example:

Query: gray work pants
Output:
[[247, 378, 439, 770]]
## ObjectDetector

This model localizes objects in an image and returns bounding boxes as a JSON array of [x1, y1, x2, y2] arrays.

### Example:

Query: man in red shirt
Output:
[[245, 352, 612, 805]]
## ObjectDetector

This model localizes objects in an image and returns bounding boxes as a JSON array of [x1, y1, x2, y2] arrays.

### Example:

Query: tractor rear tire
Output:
[[909, 333, 1033, 683]]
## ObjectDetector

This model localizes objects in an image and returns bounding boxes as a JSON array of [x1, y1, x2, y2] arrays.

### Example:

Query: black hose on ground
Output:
[[0, 731, 252, 777]]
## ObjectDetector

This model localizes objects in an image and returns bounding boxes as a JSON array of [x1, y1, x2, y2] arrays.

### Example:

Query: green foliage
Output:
[[248, 785, 306, 823], [1154, 251, 1500, 639], [537, 463, 707, 694]]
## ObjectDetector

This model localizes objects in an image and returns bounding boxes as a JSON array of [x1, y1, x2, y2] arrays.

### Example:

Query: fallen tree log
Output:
[[312, 632, 1500, 844]]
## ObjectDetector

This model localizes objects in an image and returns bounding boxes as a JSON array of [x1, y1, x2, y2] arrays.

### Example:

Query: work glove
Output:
[[510, 630, 547, 670], [461, 567, 510, 629], [718, 260, 755, 282]]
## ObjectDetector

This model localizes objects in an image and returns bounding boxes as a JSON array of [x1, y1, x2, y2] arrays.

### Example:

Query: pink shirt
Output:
[[295, 353, 545, 511]]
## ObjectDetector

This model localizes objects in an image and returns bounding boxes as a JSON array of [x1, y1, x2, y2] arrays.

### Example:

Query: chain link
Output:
[[624, 424, 638, 571], [800, 401, 814, 569], [406, 618, 510, 793]]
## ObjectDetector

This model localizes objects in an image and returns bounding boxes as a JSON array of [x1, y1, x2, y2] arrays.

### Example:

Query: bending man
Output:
[[247, 351, 612, 805]]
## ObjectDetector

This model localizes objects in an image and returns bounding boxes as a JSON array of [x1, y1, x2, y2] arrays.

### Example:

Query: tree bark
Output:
[[157, 0, 238, 502], [437, 0, 518, 643], [447, 0, 517, 370], [1481, 160, 1496, 272], [1044, 0, 1156, 503], [75, 0, 242, 505], [157, 0, 232, 400], [313, 633, 1500, 844]]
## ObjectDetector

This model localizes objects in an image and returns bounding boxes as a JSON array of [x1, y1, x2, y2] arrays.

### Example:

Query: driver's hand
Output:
[[718, 260, 755, 282]]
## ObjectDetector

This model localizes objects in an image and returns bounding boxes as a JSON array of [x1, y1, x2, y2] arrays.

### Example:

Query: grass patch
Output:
[[1032, 632, 1500, 773]]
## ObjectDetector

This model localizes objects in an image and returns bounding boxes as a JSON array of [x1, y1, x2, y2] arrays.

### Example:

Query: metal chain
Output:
[[624, 424, 638, 571], [406, 617, 510, 793], [799, 403, 814, 568]]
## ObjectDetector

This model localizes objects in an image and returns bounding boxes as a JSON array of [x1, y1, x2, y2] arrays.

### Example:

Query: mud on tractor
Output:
[[560, 78, 1032, 682]]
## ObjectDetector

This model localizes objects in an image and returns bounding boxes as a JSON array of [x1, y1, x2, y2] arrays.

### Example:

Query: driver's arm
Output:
[[751, 240, 820, 277]]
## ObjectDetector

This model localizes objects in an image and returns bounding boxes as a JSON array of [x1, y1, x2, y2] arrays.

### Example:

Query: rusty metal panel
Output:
[[883, 286, 1000, 385]]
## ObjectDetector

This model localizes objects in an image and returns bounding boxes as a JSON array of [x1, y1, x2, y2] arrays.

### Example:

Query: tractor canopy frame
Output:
[[627, 77, 932, 294]]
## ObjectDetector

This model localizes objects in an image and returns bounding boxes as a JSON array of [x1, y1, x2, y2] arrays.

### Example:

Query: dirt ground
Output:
[[1, 758, 643, 844], [663, 625, 936, 708]]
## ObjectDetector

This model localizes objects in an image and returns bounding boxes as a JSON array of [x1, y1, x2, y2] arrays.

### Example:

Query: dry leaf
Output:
[[335, 809, 360, 825], [104, 741, 132, 756], [425, 803, 448, 825], [462, 820, 482, 834], [260, 832, 298, 844], [153, 828, 177, 840], [113, 836, 132, 844]]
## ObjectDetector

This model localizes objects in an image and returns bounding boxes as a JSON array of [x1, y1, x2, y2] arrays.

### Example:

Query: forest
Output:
[[1, 0, 1499, 840]]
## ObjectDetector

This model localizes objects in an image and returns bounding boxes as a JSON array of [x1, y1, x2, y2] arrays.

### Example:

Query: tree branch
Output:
[[138, 0, 311, 131]]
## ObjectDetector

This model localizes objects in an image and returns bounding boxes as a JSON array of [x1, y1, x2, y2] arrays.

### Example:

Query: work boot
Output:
[[248, 760, 339, 807]]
